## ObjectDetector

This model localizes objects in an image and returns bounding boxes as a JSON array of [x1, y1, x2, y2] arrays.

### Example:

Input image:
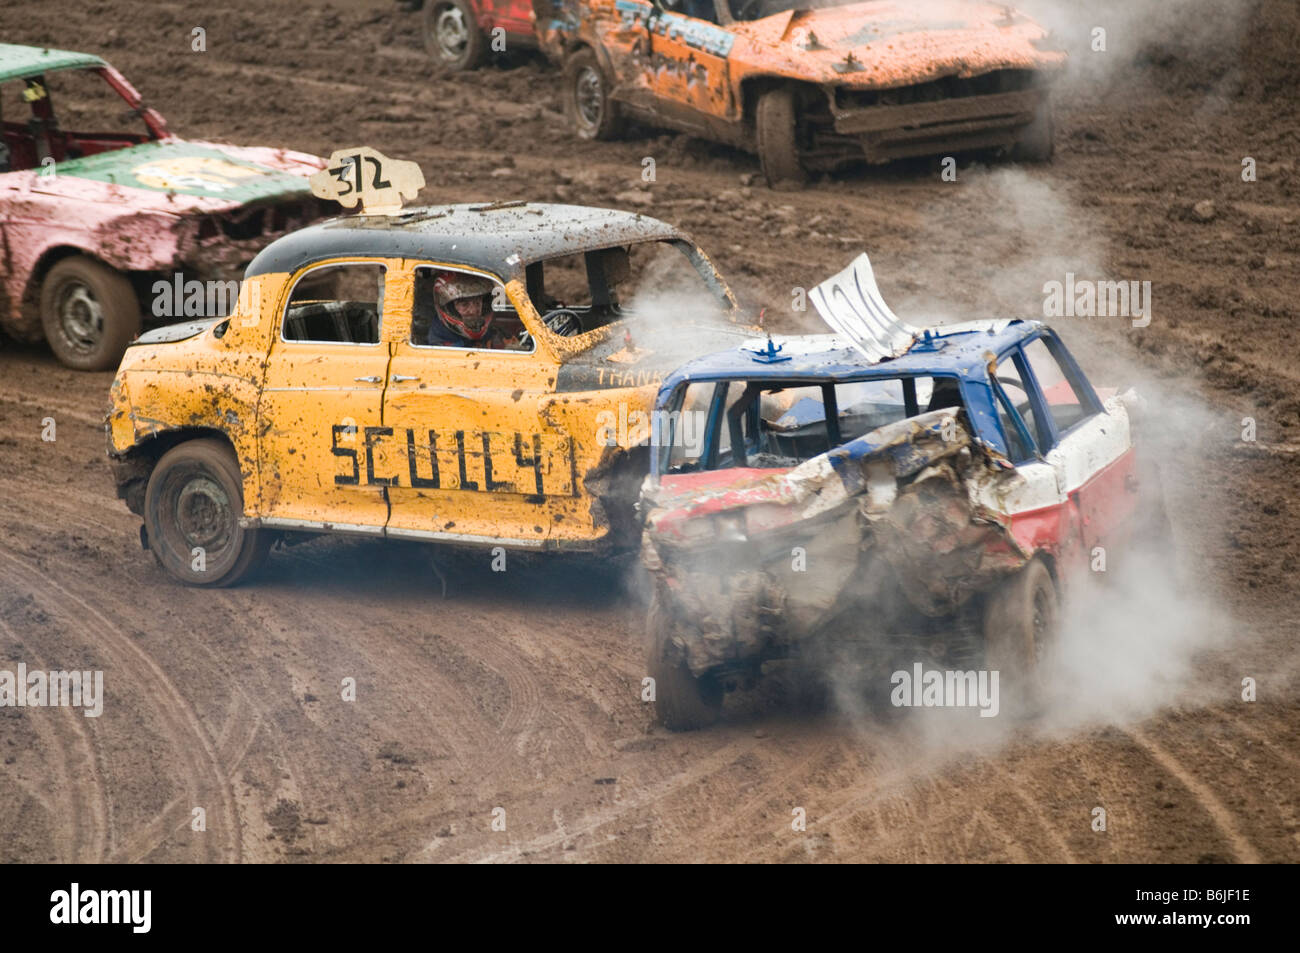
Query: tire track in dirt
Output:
[[1122, 725, 1263, 864], [205, 592, 330, 860], [343, 607, 600, 856], [0, 485, 138, 553], [986, 764, 1080, 863], [0, 550, 242, 862], [211, 554, 533, 857], [109, 796, 189, 864], [0, 612, 111, 862], [1160, 709, 1300, 861], [1227, 710, 1300, 773], [456, 733, 773, 862], [216, 586, 423, 856], [0, 381, 112, 428], [766, 725, 1041, 863], [265, 560, 509, 767], [639, 727, 843, 863]]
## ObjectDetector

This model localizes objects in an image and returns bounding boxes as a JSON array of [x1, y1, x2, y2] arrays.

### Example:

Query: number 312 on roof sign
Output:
[[309, 147, 425, 215]]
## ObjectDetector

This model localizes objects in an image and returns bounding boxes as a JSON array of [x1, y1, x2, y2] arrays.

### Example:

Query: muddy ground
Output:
[[0, 0, 1297, 862]]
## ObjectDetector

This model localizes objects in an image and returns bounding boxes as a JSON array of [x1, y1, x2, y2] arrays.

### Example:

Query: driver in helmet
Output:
[[421, 271, 504, 348]]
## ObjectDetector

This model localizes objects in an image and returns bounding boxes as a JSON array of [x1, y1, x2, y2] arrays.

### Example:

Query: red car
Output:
[[410, 0, 539, 70]]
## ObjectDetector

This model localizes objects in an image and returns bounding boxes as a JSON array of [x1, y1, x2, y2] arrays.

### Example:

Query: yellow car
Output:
[[107, 201, 752, 586]]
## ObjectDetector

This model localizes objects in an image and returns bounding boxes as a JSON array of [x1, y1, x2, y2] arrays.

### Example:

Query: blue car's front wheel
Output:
[[647, 588, 724, 731]]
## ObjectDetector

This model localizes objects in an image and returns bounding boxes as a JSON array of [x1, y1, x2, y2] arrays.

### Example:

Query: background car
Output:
[[406, 0, 540, 70], [539, 0, 1066, 187], [0, 43, 328, 370]]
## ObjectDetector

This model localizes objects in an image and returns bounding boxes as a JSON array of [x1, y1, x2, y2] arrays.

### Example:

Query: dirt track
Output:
[[1, 0, 1297, 862]]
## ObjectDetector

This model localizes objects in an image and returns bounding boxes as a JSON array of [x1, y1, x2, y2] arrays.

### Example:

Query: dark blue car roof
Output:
[[657, 320, 1042, 395], [651, 319, 1097, 464]]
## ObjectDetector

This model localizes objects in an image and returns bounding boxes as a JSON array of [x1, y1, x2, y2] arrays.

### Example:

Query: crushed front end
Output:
[[643, 407, 1026, 680]]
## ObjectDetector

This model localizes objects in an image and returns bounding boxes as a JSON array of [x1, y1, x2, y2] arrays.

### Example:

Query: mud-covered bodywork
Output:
[[541, 0, 1065, 180], [0, 44, 327, 356], [640, 322, 1142, 681], [108, 202, 755, 559]]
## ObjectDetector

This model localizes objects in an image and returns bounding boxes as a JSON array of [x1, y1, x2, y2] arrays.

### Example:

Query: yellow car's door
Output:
[[377, 263, 580, 548], [256, 258, 394, 532]]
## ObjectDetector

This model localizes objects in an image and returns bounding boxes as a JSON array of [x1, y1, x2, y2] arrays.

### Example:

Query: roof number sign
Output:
[[809, 253, 917, 363], [309, 146, 425, 215]]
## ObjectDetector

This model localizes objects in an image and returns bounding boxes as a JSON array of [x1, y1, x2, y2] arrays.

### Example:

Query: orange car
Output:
[[538, 0, 1065, 186]]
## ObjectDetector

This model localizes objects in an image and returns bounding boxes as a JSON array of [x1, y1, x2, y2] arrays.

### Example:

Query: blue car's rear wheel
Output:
[[983, 557, 1057, 717]]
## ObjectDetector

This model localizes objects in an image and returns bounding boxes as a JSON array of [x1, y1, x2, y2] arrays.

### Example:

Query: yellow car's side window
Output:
[[281, 262, 386, 345], [408, 264, 533, 353]]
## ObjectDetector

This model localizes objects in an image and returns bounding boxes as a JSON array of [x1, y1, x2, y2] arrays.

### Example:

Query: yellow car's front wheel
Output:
[[143, 438, 270, 587]]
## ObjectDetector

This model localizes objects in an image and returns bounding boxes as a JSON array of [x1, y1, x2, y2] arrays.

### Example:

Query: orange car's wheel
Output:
[[566, 48, 623, 141], [143, 439, 270, 588], [756, 86, 808, 188], [1012, 96, 1055, 162], [424, 0, 488, 71], [39, 256, 141, 371]]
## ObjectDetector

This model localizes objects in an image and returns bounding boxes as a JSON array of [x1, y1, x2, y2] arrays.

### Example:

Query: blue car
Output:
[[638, 319, 1167, 729]]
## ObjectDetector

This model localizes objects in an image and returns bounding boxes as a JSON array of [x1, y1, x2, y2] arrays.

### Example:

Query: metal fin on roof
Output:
[[808, 253, 917, 364]]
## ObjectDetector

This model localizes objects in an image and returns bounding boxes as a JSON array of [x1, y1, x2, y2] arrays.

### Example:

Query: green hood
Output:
[[54, 141, 312, 202], [0, 43, 106, 81]]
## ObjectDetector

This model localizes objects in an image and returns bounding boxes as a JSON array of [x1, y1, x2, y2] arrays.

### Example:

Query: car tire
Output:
[[566, 48, 623, 141], [982, 557, 1057, 716], [40, 256, 141, 371], [1130, 457, 1177, 586], [647, 588, 722, 730], [143, 438, 270, 588], [423, 0, 488, 71], [756, 86, 808, 188], [1011, 96, 1054, 162]]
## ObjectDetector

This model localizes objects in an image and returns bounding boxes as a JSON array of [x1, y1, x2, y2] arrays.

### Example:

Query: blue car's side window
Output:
[[1022, 334, 1100, 437], [992, 383, 1038, 463], [990, 349, 1044, 461]]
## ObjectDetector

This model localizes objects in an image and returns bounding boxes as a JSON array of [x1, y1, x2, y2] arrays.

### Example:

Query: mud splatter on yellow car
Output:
[[107, 200, 757, 586]]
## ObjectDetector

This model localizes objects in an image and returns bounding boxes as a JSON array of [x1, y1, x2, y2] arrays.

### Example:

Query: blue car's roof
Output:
[[658, 319, 1043, 395], [652, 319, 1068, 463]]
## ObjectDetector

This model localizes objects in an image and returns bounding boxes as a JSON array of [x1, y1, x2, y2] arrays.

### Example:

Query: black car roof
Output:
[[245, 202, 686, 279]]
